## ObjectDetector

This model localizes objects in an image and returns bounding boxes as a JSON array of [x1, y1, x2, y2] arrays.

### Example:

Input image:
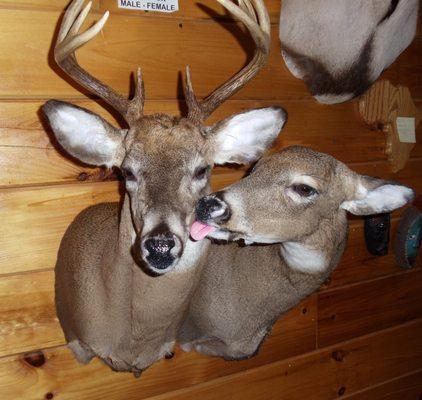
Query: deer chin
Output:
[[142, 255, 180, 276], [134, 250, 180, 277]]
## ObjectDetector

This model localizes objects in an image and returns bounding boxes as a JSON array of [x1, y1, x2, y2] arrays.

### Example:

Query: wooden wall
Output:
[[0, 1, 421, 399]]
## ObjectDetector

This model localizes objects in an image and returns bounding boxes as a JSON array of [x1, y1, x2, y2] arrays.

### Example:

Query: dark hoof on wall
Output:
[[364, 213, 391, 256]]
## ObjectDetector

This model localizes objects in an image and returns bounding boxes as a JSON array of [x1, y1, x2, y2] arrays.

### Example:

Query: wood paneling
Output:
[[328, 218, 421, 289], [0, 271, 64, 357], [0, 182, 119, 275], [0, 4, 417, 101], [99, 0, 281, 22], [398, 38, 422, 101], [2, 98, 422, 187], [0, 2, 420, 399], [0, 296, 316, 399], [318, 269, 422, 347], [0, 9, 306, 101], [0, 0, 87, 11], [344, 370, 422, 400], [143, 320, 422, 400], [0, 98, 399, 187], [0, 169, 251, 275], [1, 156, 420, 277], [0, 268, 316, 358]]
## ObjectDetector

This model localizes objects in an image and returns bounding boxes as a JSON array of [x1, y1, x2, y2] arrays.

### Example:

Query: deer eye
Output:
[[122, 168, 136, 181], [292, 184, 318, 197], [194, 165, 211, 180]]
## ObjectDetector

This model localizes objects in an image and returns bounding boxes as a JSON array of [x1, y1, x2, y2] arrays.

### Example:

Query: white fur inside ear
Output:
[[213, 107, 286, 165], [47, 104, 122, 167], [341, 184, 414, 215]]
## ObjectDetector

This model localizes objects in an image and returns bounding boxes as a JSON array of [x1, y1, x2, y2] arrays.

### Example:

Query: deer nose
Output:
[[196, 192, 231, 223], [144, 237, 175, 255], [141, 232, 182, 271]]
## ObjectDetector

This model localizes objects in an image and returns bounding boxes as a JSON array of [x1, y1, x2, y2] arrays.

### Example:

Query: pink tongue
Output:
[[190, 221, 217, 241]]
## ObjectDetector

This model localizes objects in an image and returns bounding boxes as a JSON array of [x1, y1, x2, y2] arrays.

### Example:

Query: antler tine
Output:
[[186, 0, 270, 124], [126, 67, 145, 122], [54, 0, 144, 125]]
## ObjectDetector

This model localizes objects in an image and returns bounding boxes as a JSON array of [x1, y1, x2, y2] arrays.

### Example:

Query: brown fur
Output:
[[45, 99, 285, 375], [180, 146, 413, 359]]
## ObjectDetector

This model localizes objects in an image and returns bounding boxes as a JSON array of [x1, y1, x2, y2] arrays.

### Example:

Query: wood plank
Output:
[[132, 320, 422, 400], [397, 38, 422, 101], [1, 98, 421, 187], [0, 157, 420, 276], [0, 0, 279, 22], [0, 270, 315, 358], [99, 0, 281, 22], [351, 157, 422, 194], [318, 269, 422, 348], [0, 9, 307, 100], [0, 0, 91, 11], [327, 218, 421, 289], [1, 98, 406, 187], [0, 270, 64, 357], [344, 370, 422, 400], [0, 168, 247, 275], [0, 6, 415, 102], [0, 295, 316, 396], [0, 181, 120, 275]]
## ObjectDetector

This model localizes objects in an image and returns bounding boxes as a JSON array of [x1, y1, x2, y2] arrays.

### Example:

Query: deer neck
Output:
[[279, 213, 348, 277], [115, 194, 210, 339]]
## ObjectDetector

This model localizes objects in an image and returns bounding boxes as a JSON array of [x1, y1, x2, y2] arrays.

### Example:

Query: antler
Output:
[[54, 0, 144, 125], [186, 0, 271, 123]]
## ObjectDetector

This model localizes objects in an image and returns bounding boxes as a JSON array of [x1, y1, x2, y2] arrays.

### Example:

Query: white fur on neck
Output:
[[174, 238, 209, 273], [280, 242, 328, 274]]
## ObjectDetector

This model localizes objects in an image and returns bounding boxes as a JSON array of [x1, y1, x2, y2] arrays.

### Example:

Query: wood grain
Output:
[[0, 4, 417, 102], [328, 218, 422, 289], [1, 158, 420, 276], [0, 97, 405, 187], [0, 270, 64, 357], [318, 269, 422, 347], [344, 370, 422, 400], [0, 297, 316, 400], [398, 38, 422, 101], [99, 0, 281, 22], [0, 282, 314, 362], [0, 0, 90, 11], [0, 9, 308, 101], [140, 320, 422, 400], [0, 181, 119, 275], [0, 269, 315, 358]]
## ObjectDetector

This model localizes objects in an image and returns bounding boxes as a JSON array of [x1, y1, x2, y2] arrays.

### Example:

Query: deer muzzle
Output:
[[139, 224, 183, 274], [190, 193, 231, 241]]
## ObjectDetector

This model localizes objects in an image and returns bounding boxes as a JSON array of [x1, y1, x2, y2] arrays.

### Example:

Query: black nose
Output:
[[196, 192, 230, 223], [144, 237, 175, 257], [141, 229, 181, 271]]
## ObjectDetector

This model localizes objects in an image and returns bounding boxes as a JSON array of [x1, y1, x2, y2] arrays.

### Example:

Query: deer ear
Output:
[[341, 176, 414, 215], [43, 100, 126, 168], [210, 107, 287, 165]]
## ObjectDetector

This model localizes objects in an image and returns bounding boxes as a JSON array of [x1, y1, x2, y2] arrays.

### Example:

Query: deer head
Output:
[[191, 146, 414, 246], [43, 0, 287, 275], [279, 0, 419, 104]]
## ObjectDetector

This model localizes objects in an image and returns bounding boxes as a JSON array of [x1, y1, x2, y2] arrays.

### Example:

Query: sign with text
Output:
[[118, 0, 179, 13]]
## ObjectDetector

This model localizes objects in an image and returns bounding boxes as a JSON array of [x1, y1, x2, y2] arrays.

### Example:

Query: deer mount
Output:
[[358, 80, 421, 173]]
